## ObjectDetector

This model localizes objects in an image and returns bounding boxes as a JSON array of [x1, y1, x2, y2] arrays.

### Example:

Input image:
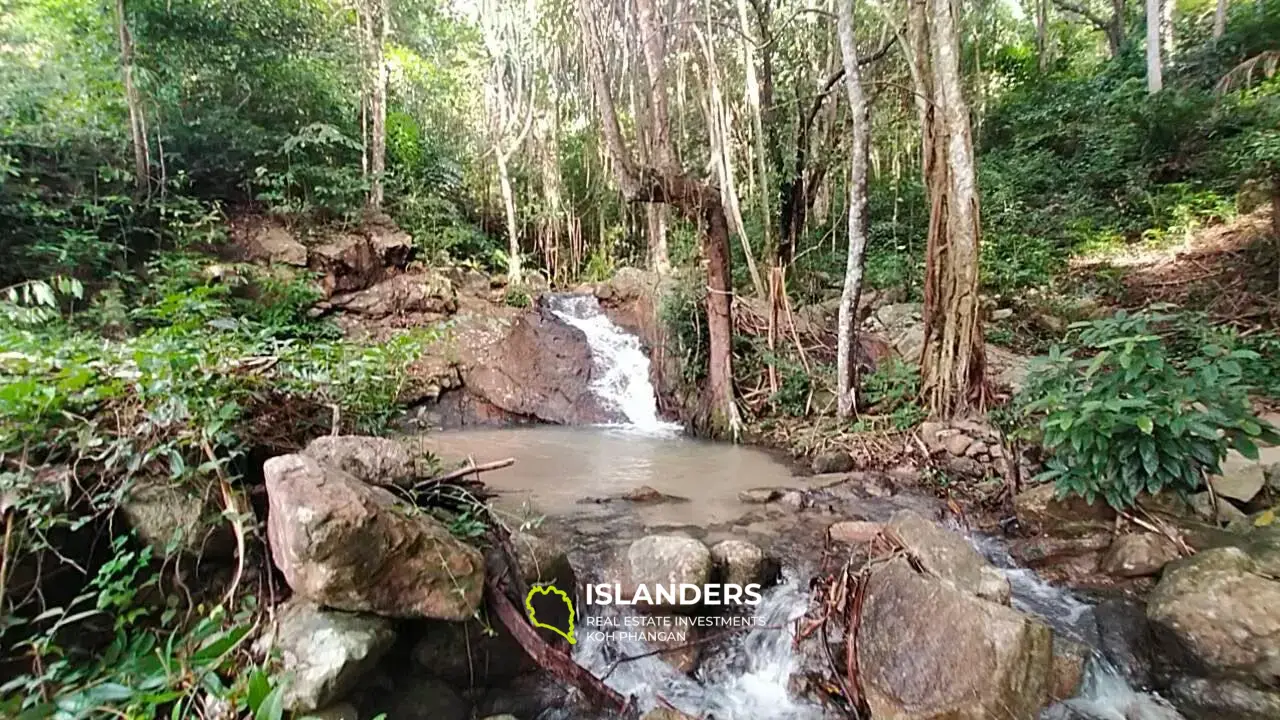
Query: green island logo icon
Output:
[[524, 584, 576, 645]]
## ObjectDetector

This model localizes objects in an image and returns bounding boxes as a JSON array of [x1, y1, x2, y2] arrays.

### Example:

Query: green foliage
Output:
[[0, 534, 280, 720], [857, 358, 927, 431], [1017, 309, 1280, 509], [658, 270, 708, 386], [504, 287, 532, 308], [764, 353, 812, 417], [250, 123, 367, 221]]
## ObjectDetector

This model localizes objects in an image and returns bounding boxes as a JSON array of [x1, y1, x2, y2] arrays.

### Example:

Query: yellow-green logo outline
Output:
[[524, 584, 576, 644]]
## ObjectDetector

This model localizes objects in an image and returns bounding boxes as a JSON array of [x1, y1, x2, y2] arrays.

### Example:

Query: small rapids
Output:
[[544, 294, 680, 435], [970, 536, 1186, 720], [570, 580, 824, 719]]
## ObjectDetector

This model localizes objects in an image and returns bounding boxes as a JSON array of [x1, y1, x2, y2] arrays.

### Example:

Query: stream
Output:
[[426, 294, 1182, 720]]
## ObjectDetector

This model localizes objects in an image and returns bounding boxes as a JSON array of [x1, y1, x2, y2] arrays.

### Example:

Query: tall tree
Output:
[[835, 0, 871, 420], [1213, 0, 1227, 38], [908, 0, 986, 417], [356, 0, 389, 210], [480, 0, 536, 283], [1146, 0, 1163, 93], [578, 0, 740, 435], [114, 0, 149, 195]]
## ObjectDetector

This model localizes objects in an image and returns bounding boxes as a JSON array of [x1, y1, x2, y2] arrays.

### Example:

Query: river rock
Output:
[[257, 599, 396, 714], [503, 531, 576, 588], [265, 453, 484, 619], [463, 310, 617, 425], [829, 520, 883, 545], [641, 710, 698, 720], [1210, 461, 1267, 503], [1049, 638, 1090, 702], [1094, 598, 1157, 689], [120, 477, 232, 557], [1166, 676, 1280, 719], [1015, 482, 1116, 536], [1147, 546, 1280, 688], [886, 510, 1010, 604], [411, 618, 529, 688], [1100, 533, 1181, 578], [1009, 534, 1113, 568], [378, 674, 469, 720], [1189, 491, 1250, 525], [811, 450, 855, 474], [615, 536, 711, 613], [738, 487, 785, 504], [858, 558, 1053, 719], [304, 435, 416, 488], [709, 540, 766, 587]]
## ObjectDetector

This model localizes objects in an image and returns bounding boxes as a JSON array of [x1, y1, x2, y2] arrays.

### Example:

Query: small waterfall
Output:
[[545, 294, 680, 434], [571, 580, 823, 719]]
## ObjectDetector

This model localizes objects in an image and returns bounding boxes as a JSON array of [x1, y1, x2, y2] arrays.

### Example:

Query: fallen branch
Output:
[[485, 579, 631, 715], [429, 457, 516, 485]]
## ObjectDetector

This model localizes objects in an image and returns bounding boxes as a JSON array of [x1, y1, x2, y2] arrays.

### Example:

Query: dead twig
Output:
[[425, 457, 516, 485]]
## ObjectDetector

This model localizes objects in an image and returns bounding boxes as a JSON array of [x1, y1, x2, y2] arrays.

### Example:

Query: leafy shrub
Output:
[[1018, 309, 1279, 508], [857, 358, 927, 430]]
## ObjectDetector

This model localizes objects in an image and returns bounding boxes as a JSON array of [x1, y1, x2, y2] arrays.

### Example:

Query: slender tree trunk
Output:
[[368, 0, 388, 210], [646, 204, 671, 274], [1037, 0, 1050, 71], [1109, 0, 1125, 56], [836, 0, 871, 420], [1160, 0, 1174, 60], [1146, 0, 1163, 93], [1213, 0, 1227, 38], [115, 0, 149, 195], [497, 151, 521, 282]]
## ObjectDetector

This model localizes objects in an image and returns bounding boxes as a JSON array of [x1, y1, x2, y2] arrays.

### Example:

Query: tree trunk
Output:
[[1037, 0, 1050, 71], [359, 0, 388, 210], [915, 0, 986, 418], [1146, 0, 1163, 93], [836, 0, 871, 420], [114, 0, 149, 195], [1213, 0, 1227, 38], [1272, 175, 1279, 293], [647, 204, 671, 274], [1109, 0, 1125, 56], [497, 151, 522, 283], [579, 0, 738, 435]]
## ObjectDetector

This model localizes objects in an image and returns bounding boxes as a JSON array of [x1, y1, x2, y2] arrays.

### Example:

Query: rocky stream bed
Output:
[[132, 217, 1280, 720]]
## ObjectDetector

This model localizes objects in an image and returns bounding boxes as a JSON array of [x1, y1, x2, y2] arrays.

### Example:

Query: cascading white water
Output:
[[545, 294, 681, 434], [571, 580, 824, 719], [969, 535, 1187, 720]]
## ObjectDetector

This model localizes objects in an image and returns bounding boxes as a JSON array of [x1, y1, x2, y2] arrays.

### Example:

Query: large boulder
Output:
[[1100, 532, 1181, 578], [463, 310, 618, 425], [1015, 483, 1116, 537], [886, 510, 1010, 604], [1147, 547, 1280, 689], [256, 599, 396, 714], [613, 535, 712, 614], [265, 453, 484, 619], [304, 435, 417, 488], [858, 558, 1053, 719]]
